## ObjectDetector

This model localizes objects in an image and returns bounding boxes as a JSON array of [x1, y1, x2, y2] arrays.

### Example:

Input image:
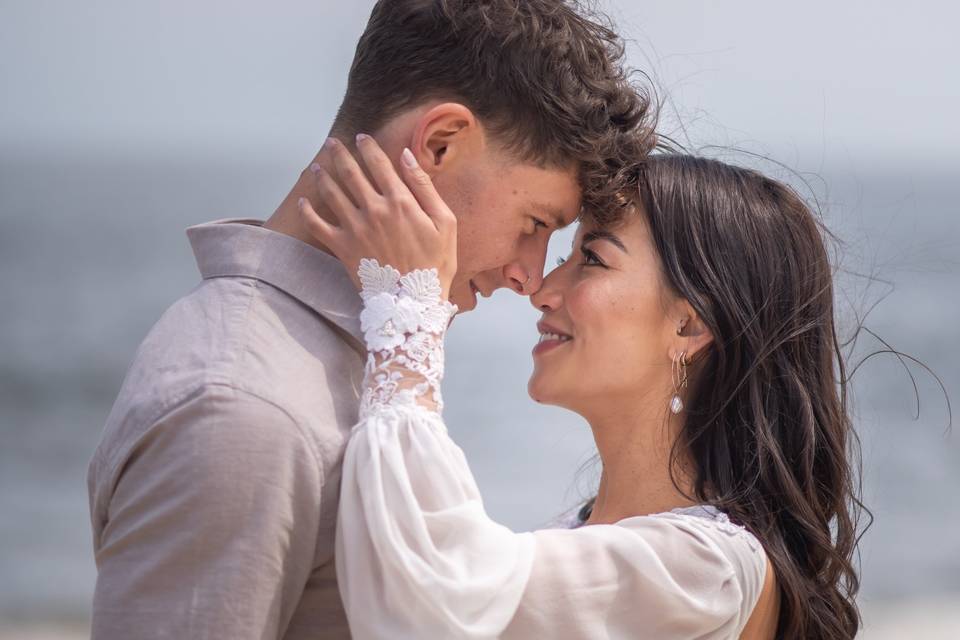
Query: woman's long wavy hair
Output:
[[578, 155, 867, 639]]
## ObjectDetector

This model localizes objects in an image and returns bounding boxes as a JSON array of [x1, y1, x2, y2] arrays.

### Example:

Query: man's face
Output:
[[430, 148, 582, 312]]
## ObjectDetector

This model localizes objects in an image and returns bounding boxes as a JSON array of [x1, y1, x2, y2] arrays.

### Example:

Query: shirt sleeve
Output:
[[334, 261, 762, 639], [505, 517, 753, 638], [90, 385, 324, 640]]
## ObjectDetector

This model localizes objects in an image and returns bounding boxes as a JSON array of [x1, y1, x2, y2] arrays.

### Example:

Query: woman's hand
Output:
[[298, 135, 458, 301]]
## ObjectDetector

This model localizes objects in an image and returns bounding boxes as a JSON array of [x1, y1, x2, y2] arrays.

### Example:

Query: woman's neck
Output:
[[583, 400, 699, 525]]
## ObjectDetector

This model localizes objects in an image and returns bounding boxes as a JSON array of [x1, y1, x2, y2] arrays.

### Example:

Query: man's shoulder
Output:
[[148, 275, 361, 372], [91, 276, 364, 489], [127, 274, 363, 406]]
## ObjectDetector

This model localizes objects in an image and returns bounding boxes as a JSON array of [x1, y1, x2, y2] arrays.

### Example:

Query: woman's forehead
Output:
[[572, 212, 644, 247]]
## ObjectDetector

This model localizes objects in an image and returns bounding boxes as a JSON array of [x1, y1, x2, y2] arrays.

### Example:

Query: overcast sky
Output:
[[1, 1, 957, 171]]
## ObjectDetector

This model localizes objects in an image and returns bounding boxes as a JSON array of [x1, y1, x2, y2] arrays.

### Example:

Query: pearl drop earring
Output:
[[670, 350, 688, 414]]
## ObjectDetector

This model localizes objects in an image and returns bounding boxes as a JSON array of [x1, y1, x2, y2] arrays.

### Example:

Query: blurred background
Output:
[[1, 1, 957, 637]]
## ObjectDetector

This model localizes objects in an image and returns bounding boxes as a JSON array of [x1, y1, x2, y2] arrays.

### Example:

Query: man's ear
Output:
[[409, 103, 481, 174]]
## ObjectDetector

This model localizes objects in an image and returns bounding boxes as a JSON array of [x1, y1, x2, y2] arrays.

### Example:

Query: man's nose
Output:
[[503, 262, 544, 296]]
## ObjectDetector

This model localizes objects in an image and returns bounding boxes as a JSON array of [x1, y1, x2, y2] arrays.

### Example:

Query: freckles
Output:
[[576, 280, 618, 313]]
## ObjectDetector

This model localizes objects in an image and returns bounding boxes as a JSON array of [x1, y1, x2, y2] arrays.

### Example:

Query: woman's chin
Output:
[[527, 374, 559, 405]]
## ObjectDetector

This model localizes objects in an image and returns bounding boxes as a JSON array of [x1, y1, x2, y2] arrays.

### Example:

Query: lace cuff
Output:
[[357, 258, 458, 418]]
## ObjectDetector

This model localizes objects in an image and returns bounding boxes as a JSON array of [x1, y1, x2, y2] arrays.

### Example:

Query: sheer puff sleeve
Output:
[[335, 260, 767, 639]]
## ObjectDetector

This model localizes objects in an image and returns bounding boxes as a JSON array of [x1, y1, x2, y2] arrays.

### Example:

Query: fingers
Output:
[[300, 141, 457, 292], [399, 148, 457, 232], [298, 195, 343, 254], [355, 133, 407, 199], [327, 138, 378, 209], [311, 163, 360, 232]]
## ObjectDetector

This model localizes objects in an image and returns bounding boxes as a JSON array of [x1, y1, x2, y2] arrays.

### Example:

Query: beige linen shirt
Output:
[[88, 218, 365, 639]]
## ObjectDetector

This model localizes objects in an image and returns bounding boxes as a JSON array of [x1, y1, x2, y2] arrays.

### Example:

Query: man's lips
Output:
[[468, 281, 479, 306], [470, 280, 492, 298]]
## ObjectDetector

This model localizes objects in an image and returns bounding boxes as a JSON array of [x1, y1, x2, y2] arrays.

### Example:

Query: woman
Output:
[[298, 136, 862, 639]]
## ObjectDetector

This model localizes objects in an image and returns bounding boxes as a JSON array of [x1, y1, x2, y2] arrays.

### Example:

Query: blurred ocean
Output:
[[1, 149, 958, 632]]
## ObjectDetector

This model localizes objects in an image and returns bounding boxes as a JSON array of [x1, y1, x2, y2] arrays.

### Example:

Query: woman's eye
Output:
[[581, 248, 604, 267]]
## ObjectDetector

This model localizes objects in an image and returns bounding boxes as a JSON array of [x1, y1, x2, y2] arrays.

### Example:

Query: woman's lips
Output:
[[533, 321, 573, 356], [532, 336, 571, 356]]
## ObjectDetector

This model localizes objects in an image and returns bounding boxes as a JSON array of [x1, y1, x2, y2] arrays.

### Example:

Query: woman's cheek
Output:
[[569, 280, 620, 360], [592, 280, 653, 385]]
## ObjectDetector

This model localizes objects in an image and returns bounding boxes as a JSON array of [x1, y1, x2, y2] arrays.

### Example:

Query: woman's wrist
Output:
[[358, 259, 458, 352], [357, 258, 456, 417]]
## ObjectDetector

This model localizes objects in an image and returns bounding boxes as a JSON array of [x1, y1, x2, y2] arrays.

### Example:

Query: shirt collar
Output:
[[186, 218, 364, 351]]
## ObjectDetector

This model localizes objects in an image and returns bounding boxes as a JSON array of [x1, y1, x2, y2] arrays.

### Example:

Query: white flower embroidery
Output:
[[400, 269, 442, 304], [360, 293, 405, 351], [392, 296, 427, 334], [404, 332, 435, 363], [356, 259, 458, 418], [358, 259, 401, 301]]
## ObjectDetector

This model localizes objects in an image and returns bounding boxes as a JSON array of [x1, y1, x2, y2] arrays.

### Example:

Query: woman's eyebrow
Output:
[[581, 229, 628, 253]]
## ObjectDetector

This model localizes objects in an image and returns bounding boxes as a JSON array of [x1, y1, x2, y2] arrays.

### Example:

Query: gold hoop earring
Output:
[[670, 351, 688, 414]]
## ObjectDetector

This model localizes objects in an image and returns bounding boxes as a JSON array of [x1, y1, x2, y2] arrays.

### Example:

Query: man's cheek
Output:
[[471, 233, 509, 268]]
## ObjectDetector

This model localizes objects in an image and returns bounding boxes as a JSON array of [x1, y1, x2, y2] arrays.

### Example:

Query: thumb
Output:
[[399, 148, 456, 229]]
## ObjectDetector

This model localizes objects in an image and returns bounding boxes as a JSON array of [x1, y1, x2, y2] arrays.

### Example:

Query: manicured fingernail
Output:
[[401, 148, 418, 169], [298, 197, 307, 208], [356, 133, 370, 144], [323, 137, 339, 150], [309, 162, 321, 173]]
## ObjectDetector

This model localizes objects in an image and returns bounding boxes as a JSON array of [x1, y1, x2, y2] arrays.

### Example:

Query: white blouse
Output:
[[334, 260, 768, 639]]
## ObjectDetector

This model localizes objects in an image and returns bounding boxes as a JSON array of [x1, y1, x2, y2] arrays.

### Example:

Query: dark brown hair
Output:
[[581, 155, 866, 638], [332, 0, 655, 218]]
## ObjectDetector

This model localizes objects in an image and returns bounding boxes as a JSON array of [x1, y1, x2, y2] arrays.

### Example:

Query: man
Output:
[[87, 1, 653, 637]]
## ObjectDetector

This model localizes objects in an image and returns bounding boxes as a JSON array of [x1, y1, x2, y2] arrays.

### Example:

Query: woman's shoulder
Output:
[[550, 503, 767, 585], [535, 504, 772, 635], [547, 503, 767, 586], [653, 505, 764, 552], [637, 505, 771, 622], [585, 505, 770, 628], [639, 505, 767, 572], [653, 506, 779, 639]]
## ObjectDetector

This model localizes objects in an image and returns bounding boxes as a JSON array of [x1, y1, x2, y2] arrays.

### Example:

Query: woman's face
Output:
[[528, 212, 683, 415]]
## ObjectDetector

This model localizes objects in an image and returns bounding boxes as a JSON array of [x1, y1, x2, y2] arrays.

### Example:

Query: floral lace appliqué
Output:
[[665, 506, 762, 553], [357, 259, 458, 419]]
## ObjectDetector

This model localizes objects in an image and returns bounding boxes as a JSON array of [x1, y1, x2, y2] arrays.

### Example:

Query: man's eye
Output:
[[556, 256, 567, 266], [533, 218, 548, 231]]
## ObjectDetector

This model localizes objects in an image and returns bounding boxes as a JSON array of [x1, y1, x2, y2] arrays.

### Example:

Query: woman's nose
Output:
[[530, 269, 563, 311]]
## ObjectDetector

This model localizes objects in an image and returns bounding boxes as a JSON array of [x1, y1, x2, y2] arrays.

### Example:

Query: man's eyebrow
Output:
[[581, 229, 628, 253], [531, 202, 576, 229]]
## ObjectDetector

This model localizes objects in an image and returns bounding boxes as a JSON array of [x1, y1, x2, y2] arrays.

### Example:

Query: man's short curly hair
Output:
[[332, 0, 656, 223]]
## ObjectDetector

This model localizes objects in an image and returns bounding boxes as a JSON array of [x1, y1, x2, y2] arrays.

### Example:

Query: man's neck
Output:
[[264, 168, 336, 257]]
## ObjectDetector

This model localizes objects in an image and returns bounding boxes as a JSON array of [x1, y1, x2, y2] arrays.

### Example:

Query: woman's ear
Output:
[[409, 102, 480, 174], [672, 300, 714, 361]]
